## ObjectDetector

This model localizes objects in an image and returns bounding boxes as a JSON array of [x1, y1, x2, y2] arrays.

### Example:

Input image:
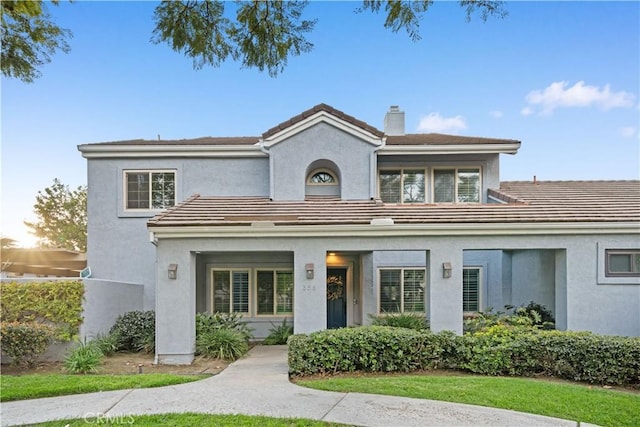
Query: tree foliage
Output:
[[24, 179, 87, 252], [1, 0, 72, 83], [153, 0, 507, 77]]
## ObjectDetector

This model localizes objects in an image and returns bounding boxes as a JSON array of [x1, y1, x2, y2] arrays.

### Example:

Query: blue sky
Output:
[[2, 1, 639, 247]]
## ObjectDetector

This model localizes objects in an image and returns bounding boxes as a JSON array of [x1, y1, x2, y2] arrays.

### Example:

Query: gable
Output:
[[260, 103, 384, 148]]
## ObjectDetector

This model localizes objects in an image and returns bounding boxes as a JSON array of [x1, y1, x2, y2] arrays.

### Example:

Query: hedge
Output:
[[0, 321, 55, 366], [1, 280, 84, 341], [288, 326, 640, 386], [288, 326, 455, 375]]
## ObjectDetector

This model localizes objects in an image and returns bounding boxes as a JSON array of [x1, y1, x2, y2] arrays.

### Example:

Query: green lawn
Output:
[[0, 373, 208, 402], [33, 413, 347, 426], [298, 374, 640, 427]]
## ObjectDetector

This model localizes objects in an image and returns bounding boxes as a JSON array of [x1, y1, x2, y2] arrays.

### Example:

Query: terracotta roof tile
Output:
[[148, 181, 640, 228], [386, 133, 520, 146], [84, 137, 259, 146]]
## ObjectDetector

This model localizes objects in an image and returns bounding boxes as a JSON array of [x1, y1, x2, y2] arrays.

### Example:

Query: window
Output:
[[379, 269, 425, 313], [379, 169, 425, 203], [606, 250, 640, 277], [257, 270, 294, 315], [125, 170, 175, 210], [463, 267, 481, 312], [211, 270, 249, 313], [434, 168, 480, 203], [308, 170, 337, 184]]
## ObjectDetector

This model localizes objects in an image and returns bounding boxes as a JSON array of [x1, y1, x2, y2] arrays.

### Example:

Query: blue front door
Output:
[[327, 267, 347, 329]]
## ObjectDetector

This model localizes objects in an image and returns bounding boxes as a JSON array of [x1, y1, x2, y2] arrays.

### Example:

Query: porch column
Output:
[[155, 242, 195, 364], [429, 244, 464, 334], [294, 246, 327, 334]]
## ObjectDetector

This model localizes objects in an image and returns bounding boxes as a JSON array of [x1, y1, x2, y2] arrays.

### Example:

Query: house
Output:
[[78, 104, 640, 365]]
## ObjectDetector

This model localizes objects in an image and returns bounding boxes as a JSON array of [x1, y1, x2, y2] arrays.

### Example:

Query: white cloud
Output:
[[619, 126, 637, 138], [520, 107, 534, 116], [523, 81, 635, 115], [489, 110, 503, 119], [417, 112, 467, 133]]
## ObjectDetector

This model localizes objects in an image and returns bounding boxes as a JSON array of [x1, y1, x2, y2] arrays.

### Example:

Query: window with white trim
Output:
[[256, 270, 294, 315], [125, 170, 175, 210], [463, 267, 481, 312], [379, 268, 425, 313], [379, 169, 425, 203], [606, 250, 640, 277], [434, 168, 480, 203], [211, 270, 249, 314]]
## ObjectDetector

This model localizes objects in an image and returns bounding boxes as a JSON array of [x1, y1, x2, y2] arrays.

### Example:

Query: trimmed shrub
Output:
[[195, 312, 253, 340], [64, 341, 104, 374], [263, 318, 293, 345], [1, 280, 84, 341], [288, 326, 449, 376], [196, 328, 248, 360], [369, 313, 429, 330], [0, 321, 54, 366], [109, 310, 155, 352]]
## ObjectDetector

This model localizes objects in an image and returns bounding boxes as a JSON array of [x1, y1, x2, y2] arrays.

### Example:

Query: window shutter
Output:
[[434, 170, 455, 202], [276, 271, 293, 314], [213, 271, 231, 313], [380, 171, 401, 203], [403, 269, 425, 312], [457, 169, 480, 202], [403, 171, 425, 203], [380, 269, 401, 313], [232, 271, 249, 313], [463, 268, 480, 312]]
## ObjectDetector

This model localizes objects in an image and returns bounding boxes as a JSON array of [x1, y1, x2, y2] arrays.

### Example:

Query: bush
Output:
[[90, 332, 119, 356], [195, 312, 253, 340], [263, 318, 293, 345], [109, 310, 155, 352], [1, 280, 84, 341], [518, 301, 555, 329], [1, 321, 54, 366], [196, 328, 248, 360], [288, 326, 450, 376], [370, 313, 429, 330], [64, 341, 104, 374]]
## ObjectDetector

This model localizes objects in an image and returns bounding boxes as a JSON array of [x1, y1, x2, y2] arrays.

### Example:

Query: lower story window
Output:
[[257, 270, 294, 315], [463, 267, 481, 312], [379, 269, 425, 313], [606, 250, 640, 277], [212, 270, 249, 313]]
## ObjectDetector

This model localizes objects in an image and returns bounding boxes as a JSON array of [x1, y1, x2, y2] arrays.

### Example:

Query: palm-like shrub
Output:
[[196, 328, 248, 360], [64, 341, 104, 374], [263, 318, 293, 345]]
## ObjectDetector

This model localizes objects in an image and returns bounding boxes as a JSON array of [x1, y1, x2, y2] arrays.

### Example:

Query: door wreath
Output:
[[326, 275, 344, 301]]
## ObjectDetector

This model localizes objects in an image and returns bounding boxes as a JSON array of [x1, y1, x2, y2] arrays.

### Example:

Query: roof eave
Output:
[[378, 143, 521, 156], [148, 221, 640, 239], [77, 144, 266, 159]]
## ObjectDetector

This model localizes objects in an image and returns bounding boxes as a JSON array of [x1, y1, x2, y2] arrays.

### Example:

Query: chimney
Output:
[[384, 105, 405, 136]]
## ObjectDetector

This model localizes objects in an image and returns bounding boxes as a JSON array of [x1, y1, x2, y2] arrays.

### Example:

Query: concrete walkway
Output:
[[2, 345, 581, 427]]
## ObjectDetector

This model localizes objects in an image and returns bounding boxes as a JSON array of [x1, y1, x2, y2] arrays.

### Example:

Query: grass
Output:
[[0, 373, 208, 402], [298, 374, 640, 427], [32, 413, 347, 426]]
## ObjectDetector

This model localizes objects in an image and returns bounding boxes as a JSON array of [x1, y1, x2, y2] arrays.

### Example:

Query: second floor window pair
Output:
[[126, 171, 176, 210], [379, 168, 480, 204]]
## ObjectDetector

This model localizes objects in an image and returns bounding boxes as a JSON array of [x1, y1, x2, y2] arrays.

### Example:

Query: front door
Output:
[[326, 267, 347, 329]]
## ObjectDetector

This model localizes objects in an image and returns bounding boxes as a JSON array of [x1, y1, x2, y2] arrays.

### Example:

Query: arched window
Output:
[[308, 170, 337, 185]]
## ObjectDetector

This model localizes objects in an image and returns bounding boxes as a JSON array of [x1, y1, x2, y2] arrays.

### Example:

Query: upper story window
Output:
[[308, 170, 337, 185], [606, 250, 640, 277], [379, 169, 425, 203], [434, 168, 480, 203], [125, 170, 176, 210]]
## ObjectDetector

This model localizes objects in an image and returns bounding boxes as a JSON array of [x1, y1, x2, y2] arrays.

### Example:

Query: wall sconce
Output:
[[305, 263, 314, 279], [168, 264, 178, 280], [442, 262, 452, 279]]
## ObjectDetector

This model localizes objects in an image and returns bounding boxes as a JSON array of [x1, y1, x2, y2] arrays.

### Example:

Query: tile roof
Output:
[[261, 103, 385, 139], [84, 137, 259, 146], [386, 133, 520, 146], [148, 180, 640, 228]]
